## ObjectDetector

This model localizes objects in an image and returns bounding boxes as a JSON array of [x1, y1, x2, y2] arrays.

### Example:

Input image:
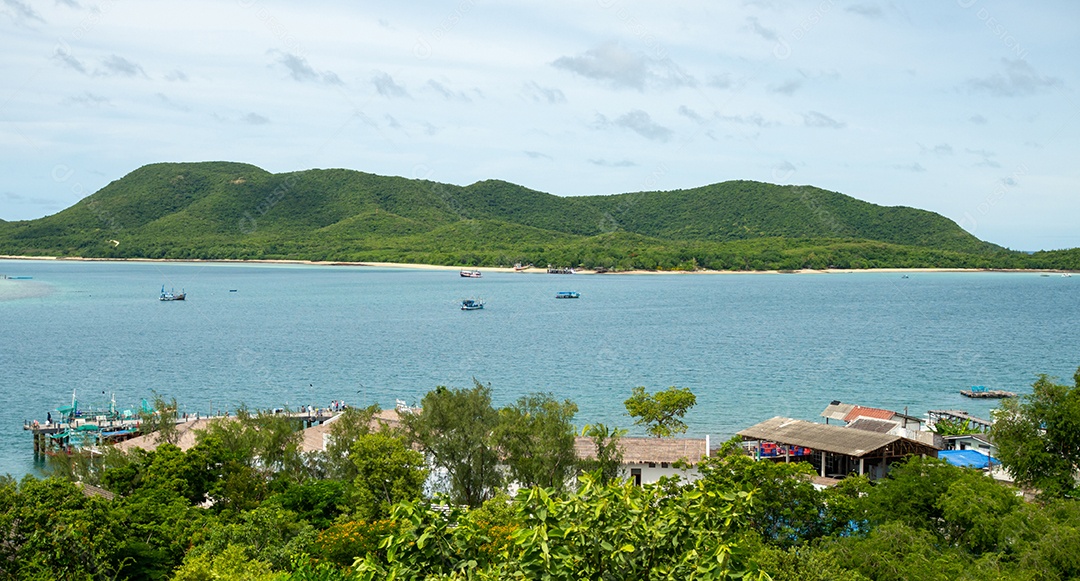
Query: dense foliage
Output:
[[4, 161, 1073, 270], [991, 368, 1080, 499], [5, 372, 1080, 579]]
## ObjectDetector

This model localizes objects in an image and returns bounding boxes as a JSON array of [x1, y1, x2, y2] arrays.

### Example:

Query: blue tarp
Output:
[[940, 449, 998, 469]]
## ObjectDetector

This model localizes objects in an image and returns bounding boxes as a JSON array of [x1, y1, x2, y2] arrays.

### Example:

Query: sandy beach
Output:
[[0, 254, 1067, 275]]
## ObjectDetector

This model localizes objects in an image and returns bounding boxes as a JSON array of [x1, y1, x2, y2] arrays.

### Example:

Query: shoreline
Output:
[[0, 254, 1073, 275]]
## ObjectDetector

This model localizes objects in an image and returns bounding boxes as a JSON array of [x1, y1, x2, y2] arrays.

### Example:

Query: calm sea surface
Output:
[[2, 259, 1077, 478]]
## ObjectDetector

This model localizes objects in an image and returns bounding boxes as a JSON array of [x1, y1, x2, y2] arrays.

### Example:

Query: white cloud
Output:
[[2, 0, 44, 23], [272, 51, 342, 85], [98, 54, 147, 78], [372, 71, 407, 97], [589, 159, 637, 167], [802, 111, 845, 129], [522, 82, 566, 104], [965, 59, 1063, 97], [553, 41, 695, 91], [846, 3, 884, 19], [241, 113, 270, 125]]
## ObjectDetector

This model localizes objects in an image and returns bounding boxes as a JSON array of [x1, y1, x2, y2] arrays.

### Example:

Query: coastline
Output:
[[0, 254, 1071, 275]]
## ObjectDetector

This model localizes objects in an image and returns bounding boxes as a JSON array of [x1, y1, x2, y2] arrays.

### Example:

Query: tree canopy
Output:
[[624, 386, 698, 437], [991, 367, 1080, 499]]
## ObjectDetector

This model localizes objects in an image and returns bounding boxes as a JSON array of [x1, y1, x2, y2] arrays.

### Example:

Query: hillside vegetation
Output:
[[1, 161, 1074, 270]]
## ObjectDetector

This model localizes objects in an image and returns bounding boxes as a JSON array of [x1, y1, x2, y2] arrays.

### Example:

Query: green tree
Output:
[[349, 432, 428, 520], [322, 404, 381, 481], [624, 386, 697, 438], [403, 381, 502, 507], [991, 367, 1080, 498], [138, 393, 181, 446], [579, 423, 626, 485], [494, 392, 579, 494], [0, 476, 122, 580]]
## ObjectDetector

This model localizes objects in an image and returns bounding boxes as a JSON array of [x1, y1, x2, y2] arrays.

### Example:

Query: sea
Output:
[[1, 259, 1077, 479]]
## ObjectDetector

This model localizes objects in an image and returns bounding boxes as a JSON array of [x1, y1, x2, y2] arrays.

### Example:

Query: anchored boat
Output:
[[159, 285, 186, 301], [555, 291, 580, 299], [461, 298, 484, 310], [460, 270, 482, 278]]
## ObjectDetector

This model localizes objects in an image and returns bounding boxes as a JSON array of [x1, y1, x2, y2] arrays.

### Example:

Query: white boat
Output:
[[460, 270, 482, 278]]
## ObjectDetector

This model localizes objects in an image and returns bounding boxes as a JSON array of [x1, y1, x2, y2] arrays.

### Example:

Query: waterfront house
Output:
[[738, 416, 940, 481], [573, 436, 711, 485]]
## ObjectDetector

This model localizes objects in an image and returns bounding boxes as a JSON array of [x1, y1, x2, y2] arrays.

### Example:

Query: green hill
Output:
[[0, 161, 1059, 270]]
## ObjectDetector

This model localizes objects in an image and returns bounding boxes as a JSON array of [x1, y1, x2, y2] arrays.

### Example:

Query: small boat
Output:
[[514, 263, 531, 272], [555, 291, 580, 299], [1063, 273, 1073, 278], [547, 266, 575, 274], [159, 285, 186, 301], [461, 299, 484, 310], [460, 270, 482, 278]]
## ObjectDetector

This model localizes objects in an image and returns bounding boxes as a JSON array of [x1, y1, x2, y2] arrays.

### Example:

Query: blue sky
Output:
[[1, 0, 1077, 250]]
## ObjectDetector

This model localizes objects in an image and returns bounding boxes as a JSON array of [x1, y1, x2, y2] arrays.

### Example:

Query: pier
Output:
[[927, 409, 993, 432], [24, 407, 341, 459]]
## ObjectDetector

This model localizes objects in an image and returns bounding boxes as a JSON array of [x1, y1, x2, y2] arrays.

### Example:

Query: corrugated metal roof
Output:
[[574, 436, 709, 465], [820, 402, 855, 422], [846, 417, 899, 434], [843, 405, 896, 422], [737, 416, 900, 457]]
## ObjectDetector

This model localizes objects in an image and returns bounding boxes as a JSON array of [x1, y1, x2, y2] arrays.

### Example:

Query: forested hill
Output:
[[0, 161, 1071, 270]]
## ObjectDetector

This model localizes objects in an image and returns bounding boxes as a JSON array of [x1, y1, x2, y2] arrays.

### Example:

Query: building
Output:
[[738, 416, 939, 480], [573, 436, 710, 485]]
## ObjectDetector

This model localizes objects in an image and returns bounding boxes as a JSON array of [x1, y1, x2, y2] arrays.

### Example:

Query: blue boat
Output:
[[555, 291, 580, 299], [461, 298, 484, 310]]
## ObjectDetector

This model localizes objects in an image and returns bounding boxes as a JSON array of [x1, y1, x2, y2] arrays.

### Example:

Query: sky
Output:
[[1, 1, 1077, 251]]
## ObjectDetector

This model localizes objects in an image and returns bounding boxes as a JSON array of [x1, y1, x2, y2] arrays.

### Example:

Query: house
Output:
[[738, 416, 939, 480], [573, 435, 711, 485], [821, 401, 937, 447]]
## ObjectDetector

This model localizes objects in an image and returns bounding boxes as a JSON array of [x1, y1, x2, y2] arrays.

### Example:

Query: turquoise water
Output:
[[2, 259, 1078, 478]]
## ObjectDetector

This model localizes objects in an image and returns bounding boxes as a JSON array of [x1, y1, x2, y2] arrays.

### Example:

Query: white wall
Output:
[[622, 463, 701, 485]]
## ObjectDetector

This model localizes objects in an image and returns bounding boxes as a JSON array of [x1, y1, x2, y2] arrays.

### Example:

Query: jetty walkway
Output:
[[24, 407, 341, 459]]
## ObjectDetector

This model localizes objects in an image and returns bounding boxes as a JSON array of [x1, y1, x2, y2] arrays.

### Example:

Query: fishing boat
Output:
[[160, 285, 186, 301], [461, 299, 484, 310], [460, 270, 482, 278], [513, 263, 531, 272], [555, 291, 580, 299]]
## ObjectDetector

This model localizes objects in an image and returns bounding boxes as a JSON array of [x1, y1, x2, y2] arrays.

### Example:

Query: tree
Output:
[[402, 381, 502, 507], [349, 432, 428, 520], [991, 367, 1080, 498], [494, 392, 579, 494], [580, 423, 626, 485], [138, 392, 181, 445], [322, 404, 380, 481], [624, 386, 697, 438]]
